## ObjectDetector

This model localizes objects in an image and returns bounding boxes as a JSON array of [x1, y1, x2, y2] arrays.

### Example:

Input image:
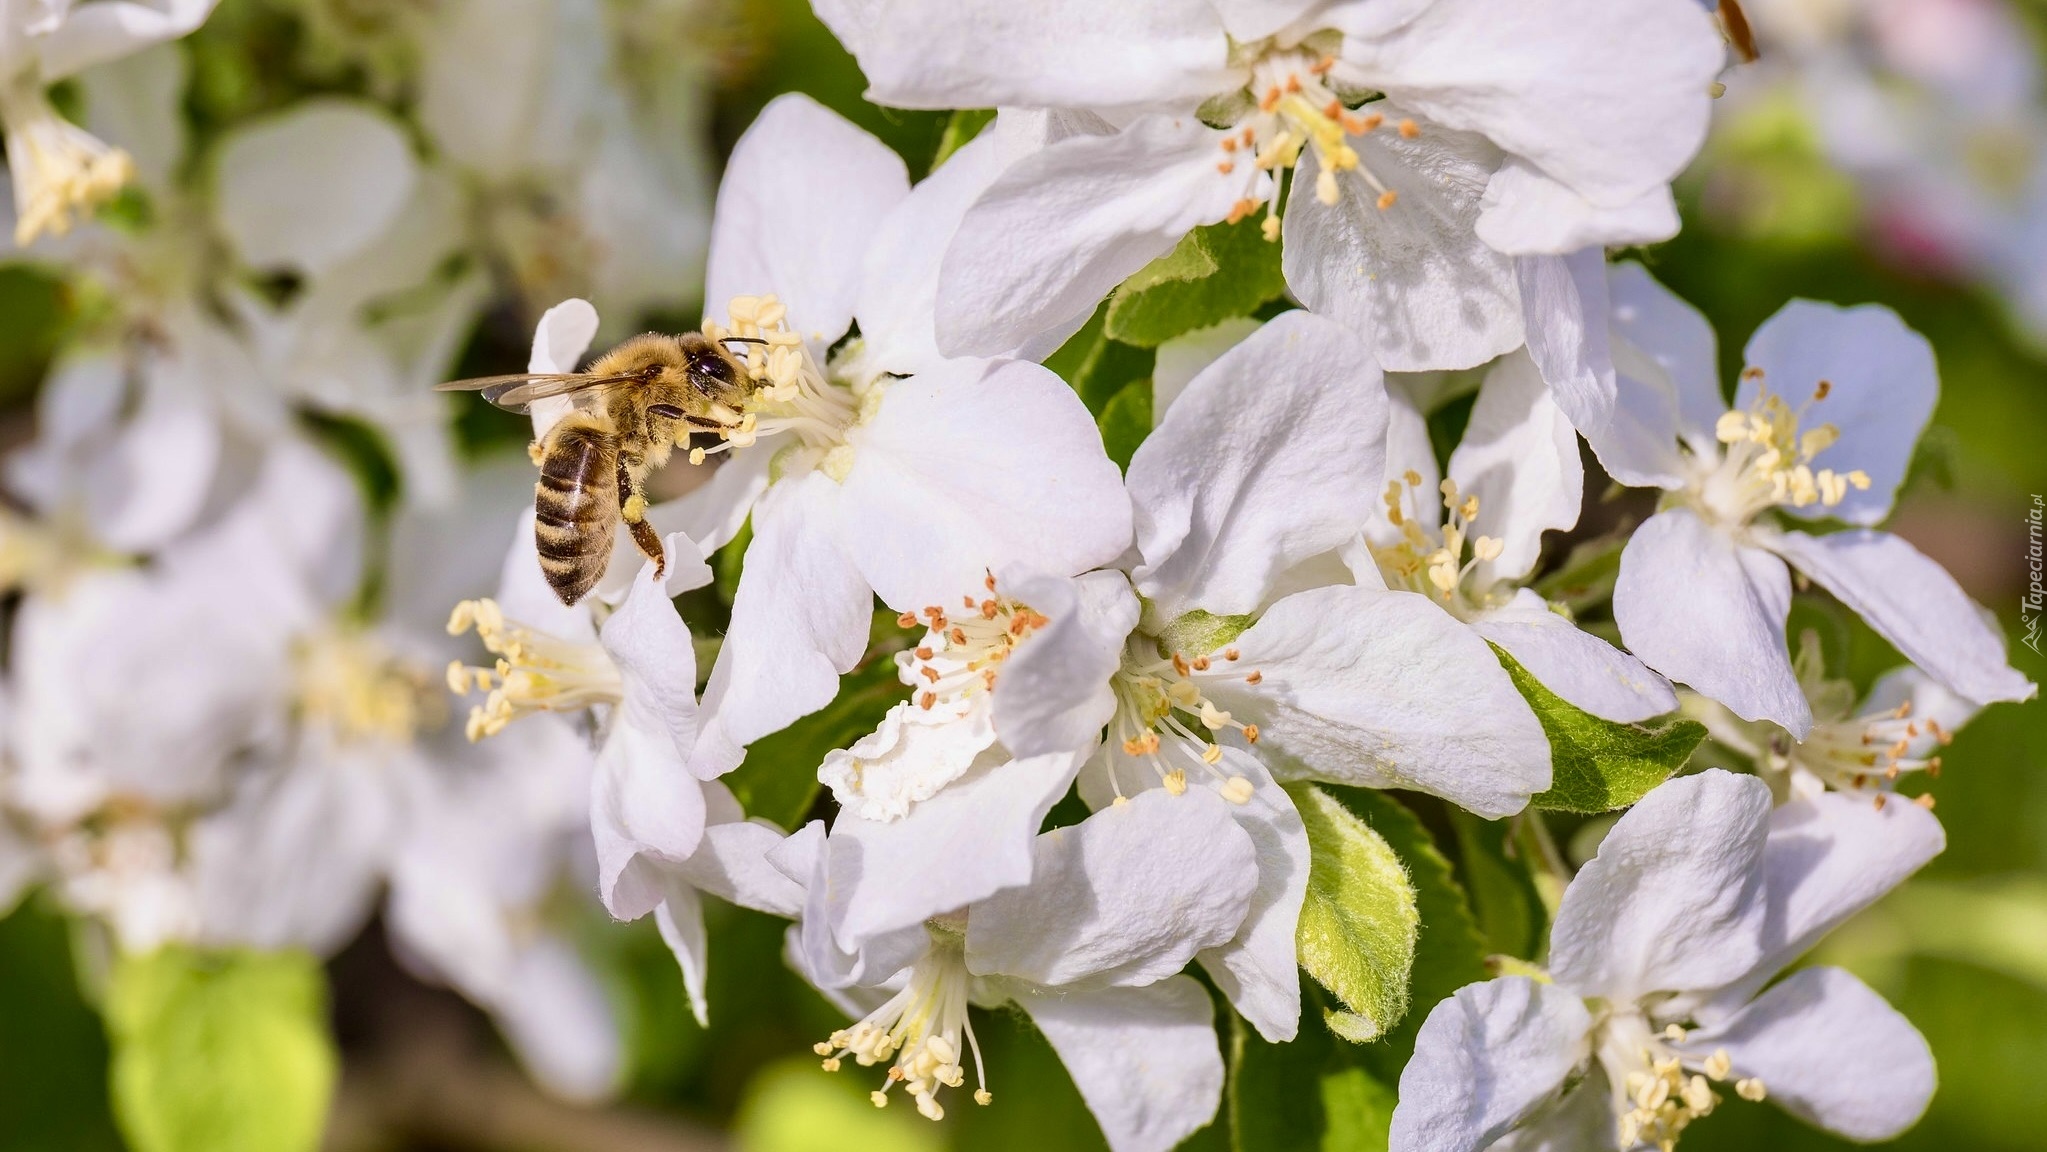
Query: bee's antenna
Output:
[[719, 336, 769, 347]]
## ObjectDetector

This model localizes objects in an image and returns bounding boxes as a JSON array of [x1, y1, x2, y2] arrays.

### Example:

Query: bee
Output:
[[439, 331, 759, 606]]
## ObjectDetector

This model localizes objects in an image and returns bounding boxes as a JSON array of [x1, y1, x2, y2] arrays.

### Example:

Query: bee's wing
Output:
[[434, 372, 640, 413]]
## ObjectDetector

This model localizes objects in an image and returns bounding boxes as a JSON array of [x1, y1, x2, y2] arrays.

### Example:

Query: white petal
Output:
[[1680, 967, 1933, 1142], [670, 801, 806, 917], [79, 42, 186, 192], [1128, 310, 1387, 622], [1196, 756, 1307, 1042], [1513, 249, 1614, 452], [214, 99, 417, 276], [1363, 380, 1441, 552], [1764, 529, 2034, 706], [1339, 0, 1721, 204], [654, 881, 710, 1027], [852, 131, 1001, 378], [1448, 348, 1583, 586], [824, 751, 1082, 948], [1012, 977, 1224, 1152], [813, 0, 1232, 111], [492, 937, 624, 1102], [968, 788, 1257, 986], [1210, 585, 1550, 819], [1282, 124, 1522, 373], [1151, 317, 1262, 422], [32, 0, 219, 82], [1476, 159, 1681, 254], [528, 298, 599, 374], [704, 93, 907, 343], [692, 473, 870, 777], [1860, 665, 1981, 735], [95, 378, 221, 552], [1613, 510, 1812, 737], [1590, 262, 1717, 487], [992, 568, 1140, 760], [1388, 977, 1593, 1152], [1547, 770, 1772, 1001], [1707, 788, 1945, 1008], [935, 113, 1252, 358], [1738, 300, 1938, 526], [841, 358, 1131, 610], [592, 718, 706, 921], [821, 698, 998, 823], [1487, 1073, 1619, 1152], [1472, 589, 1677, 723]]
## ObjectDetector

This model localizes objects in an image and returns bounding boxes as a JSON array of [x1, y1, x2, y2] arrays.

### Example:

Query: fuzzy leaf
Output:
[[1287, 784, 1418, 1044], [1105, 216, 1287, 348], [1497, 649, 1707, 814], [107, 947, 337, 1152]]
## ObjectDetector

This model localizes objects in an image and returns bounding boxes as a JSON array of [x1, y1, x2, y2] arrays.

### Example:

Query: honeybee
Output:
[[439, 331, 759, 606]]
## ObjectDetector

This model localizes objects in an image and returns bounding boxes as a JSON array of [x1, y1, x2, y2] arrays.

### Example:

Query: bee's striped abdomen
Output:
[[533, 417, 619, 605]]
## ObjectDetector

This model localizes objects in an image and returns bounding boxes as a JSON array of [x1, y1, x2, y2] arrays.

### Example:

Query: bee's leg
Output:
[[527, 439, 546, 466], [616, 453, 666, 579]]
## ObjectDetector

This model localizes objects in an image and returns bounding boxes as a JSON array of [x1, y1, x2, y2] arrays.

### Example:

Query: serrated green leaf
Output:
[[106, 947, 336, 1152], [725, 621, 906, 828], [1448, 808, 1547, 960], [1494, 648, 1707, 814], [1315, 789, 1489, 1081], [1042, 302, 1156, 415], [1287, 784, 1418, 1044], [931, 108, 996, 170], [1105, 216, 1287, 348], [1229, 987, 1394, 1152], [1096, 377, 1152, 471]]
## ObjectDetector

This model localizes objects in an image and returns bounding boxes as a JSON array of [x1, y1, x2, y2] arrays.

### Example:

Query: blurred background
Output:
[[2, 0, 2044, 1150]]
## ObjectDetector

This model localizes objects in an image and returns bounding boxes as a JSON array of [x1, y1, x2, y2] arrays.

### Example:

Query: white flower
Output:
[[1391, 769, 1943, 1152], [2, 0, 218, 245], [814, 0, 1722, 372], [443, 329, 798, 1024], [776, 787, 1254, 1152], [971, 311, 1549, 1042], [1358, 355, 1677, 722], [1592, 266, 2034, 736], [413, 0, 714, 332], [665, 93, 1131, 778], [1687, 630, 1978, 804]]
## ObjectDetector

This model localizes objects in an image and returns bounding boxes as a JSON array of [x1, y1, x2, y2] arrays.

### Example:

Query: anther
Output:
[[1398, 118, 1418, 139]]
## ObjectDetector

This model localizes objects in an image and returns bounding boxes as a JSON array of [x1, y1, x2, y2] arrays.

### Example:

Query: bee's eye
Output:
[[648, 403, 685, 420], [690, 351, 738, 386]]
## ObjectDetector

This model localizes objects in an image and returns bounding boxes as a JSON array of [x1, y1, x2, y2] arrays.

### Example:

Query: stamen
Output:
[[444, 598, 621, 739]]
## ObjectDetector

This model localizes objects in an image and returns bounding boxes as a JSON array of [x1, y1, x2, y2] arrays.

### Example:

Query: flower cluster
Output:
[[0, 2, 2038, 1151]]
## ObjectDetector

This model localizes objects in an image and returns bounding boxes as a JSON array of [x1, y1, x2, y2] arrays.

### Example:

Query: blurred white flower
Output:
[[1592, 268, 2033, 735], [1, 0, 217, 244], [816, 0, 1723, 372], [1391, 769, 1942, 1152], [779, 787, 1251, 1151]]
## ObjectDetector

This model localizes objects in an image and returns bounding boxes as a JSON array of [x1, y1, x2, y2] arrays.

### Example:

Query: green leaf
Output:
[[1447, 808, 1547, 960], [1530, 536, 1624, 615], [713, 516, 754, 607], [1496, 648, 1708, 814], [725, 618, 907, 828], [1316, 789, 1489, 1080], [106, 947, 337, 1152], [1104, 216, 1287, 348], [1229, 988, 1395, 1152], [1096, 377, 1153, 471], [1287, 784, 1418, 1044], [1043, 302, 1156, 415], [931, 108, 996, 170], [1153, 609, 1259, 658]]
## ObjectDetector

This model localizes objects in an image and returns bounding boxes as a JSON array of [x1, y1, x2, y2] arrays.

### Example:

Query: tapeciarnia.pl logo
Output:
[[2026, 495, 2044, 656]]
